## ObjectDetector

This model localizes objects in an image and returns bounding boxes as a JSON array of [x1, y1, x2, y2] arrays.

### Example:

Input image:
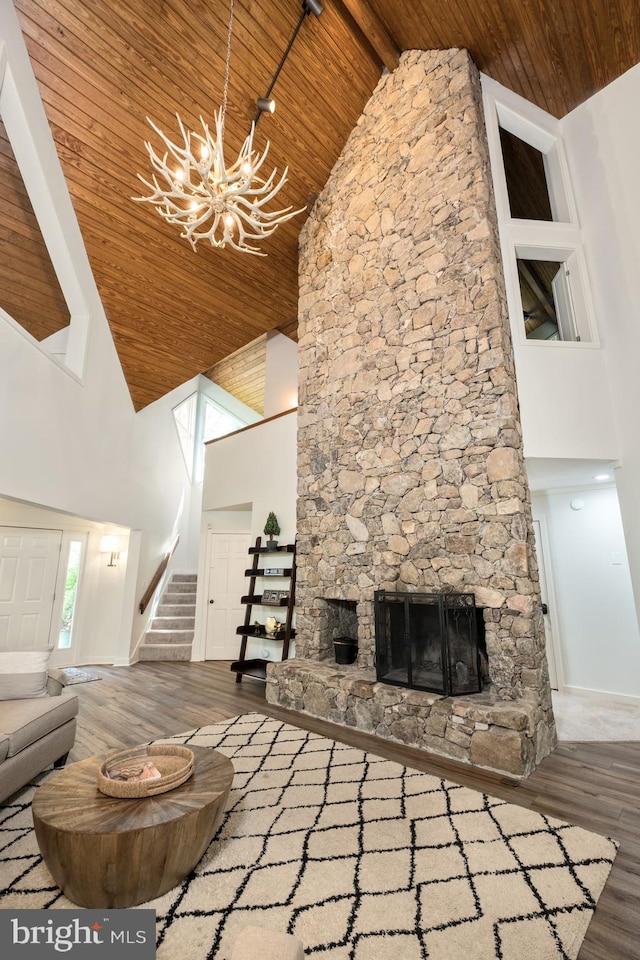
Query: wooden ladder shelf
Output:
[[230, 536, 296, 683]]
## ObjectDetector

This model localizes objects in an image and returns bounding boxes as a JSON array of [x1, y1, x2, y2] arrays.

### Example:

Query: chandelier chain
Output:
[[221, 0, 234, 125]]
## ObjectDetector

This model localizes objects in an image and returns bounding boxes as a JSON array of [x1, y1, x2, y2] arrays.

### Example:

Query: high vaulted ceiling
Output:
[[5, 0, 640, 410]]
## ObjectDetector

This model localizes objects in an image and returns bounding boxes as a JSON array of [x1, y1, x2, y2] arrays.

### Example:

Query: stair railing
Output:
[[138, 536, 180, 614]]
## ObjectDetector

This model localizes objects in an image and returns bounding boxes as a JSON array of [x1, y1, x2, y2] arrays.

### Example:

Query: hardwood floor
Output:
[[67, 660, 639, 960]]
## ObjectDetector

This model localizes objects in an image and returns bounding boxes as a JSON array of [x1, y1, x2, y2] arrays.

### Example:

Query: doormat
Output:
[[52, 667, 101, 686]]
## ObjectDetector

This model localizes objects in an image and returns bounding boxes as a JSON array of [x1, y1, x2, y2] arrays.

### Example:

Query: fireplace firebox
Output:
[[374, 591, 483, 696]]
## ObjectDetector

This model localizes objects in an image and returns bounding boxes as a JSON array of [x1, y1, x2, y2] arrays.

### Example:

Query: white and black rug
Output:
[[0, 713, 618, 960]]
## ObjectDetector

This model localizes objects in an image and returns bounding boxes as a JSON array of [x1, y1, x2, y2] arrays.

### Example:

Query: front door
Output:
[[205, 532, 251, 660], [0, 527, 62, 650]]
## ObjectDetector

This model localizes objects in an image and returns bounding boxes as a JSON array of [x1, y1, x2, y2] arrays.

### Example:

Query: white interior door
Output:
[[0, 527, 62, 650], [533, 519, 560, 689], [205, 532, 251, 660]]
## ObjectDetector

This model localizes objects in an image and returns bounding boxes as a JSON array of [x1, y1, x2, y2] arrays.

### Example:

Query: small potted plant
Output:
[[263, 512, 281, 551]]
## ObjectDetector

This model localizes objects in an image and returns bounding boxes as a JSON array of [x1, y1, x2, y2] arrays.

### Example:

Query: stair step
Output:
[[138, 643, 192, 661], [144, 630, 193, 644], [151, 616, 195, 630], [157, 603, 196, 617], [138, 571, 196, 663], [167, 581, 197, 594], [162, 591, 196, 603]]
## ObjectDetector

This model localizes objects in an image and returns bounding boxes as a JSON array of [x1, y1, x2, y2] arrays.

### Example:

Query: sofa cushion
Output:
[[0, 692, 78, 758], [0, 648, 52, 700], [0, 736, 9, 764]]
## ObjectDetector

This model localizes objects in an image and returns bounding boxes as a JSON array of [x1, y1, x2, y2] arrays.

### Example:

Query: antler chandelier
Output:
[[134, 0, 321, 256]]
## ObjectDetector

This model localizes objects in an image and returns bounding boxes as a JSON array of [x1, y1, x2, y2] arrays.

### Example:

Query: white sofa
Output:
[[0, 674, 78, 804]]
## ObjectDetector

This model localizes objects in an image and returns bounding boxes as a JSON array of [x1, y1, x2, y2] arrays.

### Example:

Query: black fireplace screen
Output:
[[374, 591, 482, 696]]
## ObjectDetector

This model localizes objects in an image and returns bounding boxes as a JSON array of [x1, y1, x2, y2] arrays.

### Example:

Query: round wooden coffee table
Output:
[[32, 745, 234, 908]]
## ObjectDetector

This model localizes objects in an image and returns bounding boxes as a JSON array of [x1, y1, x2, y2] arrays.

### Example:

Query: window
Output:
[[58, 540, 82, 649], [173, 393, 198, 481], [482, 77, 598, 347], [518, 255, 584, 342], [173, 392, 245, 482], [519, 258, 563, 340], [499, 129, 554, 222], [0, 36, 89, 377], [202, 397, 243, 442]]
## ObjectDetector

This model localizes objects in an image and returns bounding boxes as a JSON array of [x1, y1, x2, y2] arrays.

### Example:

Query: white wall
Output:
[[514, 350, 618, 461], [0, 370, 258, 665], [126, 377, 203, 656], [483, 68, 640, 692], [128, 376, 259, 657], [0, 4, 260, 664], [264, 331, 298, 417], [196, 410, 297, 662], [532, 486, 640, 699], [0, 497, 130, 665], [481, 76, 619, 464], [561, 62, 640, 622], [202, 410, 297, 542], [0, 1, 138, 524]]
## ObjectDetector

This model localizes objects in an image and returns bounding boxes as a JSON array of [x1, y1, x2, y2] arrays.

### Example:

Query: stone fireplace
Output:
[[266, 48, 556, 778]]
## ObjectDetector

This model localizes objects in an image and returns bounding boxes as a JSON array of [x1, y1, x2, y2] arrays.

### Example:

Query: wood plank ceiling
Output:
[[4, 0, 640, 410]]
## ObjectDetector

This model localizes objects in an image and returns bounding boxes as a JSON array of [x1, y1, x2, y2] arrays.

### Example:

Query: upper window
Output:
[[499, 129, 554, 222], [0, 36, 89, 377], [518, 257, 580, 341], [482, 77, 598, 347], [0, 116, 71, 350], [202, 398, 243, 443], [173, 393, 198, 481], [173, 392, 245, 483]]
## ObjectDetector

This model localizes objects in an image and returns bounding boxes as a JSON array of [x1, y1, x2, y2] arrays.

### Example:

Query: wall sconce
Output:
[[100, 535, 124, 567]]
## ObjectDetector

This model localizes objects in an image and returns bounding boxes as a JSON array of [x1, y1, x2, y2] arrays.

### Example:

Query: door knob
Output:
[[541, 602, 548, 615], [209, 599, 215, 604]]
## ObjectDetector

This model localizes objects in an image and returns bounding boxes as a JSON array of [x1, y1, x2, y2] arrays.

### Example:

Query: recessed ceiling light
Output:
[[594, 473, 610, 481]]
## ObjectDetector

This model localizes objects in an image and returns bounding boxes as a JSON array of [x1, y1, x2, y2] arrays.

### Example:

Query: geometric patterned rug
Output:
[[0, 713, 618, 960]]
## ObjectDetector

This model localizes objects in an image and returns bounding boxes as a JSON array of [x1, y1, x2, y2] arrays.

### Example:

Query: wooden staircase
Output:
[[138, 574, 196, 661]]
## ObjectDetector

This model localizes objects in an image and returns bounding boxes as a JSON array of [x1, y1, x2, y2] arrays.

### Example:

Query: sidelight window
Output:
[[58, 540, 83, 649]]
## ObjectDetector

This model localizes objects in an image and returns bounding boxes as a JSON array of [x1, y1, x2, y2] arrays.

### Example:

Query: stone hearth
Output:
[[266, 48, 556, 778]]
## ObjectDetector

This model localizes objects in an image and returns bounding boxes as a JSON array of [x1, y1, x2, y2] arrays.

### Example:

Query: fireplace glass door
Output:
[[374, 591, 482, 696]]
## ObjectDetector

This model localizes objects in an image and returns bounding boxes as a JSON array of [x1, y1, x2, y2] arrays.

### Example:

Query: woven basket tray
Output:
[[97, 744, 194, 798]]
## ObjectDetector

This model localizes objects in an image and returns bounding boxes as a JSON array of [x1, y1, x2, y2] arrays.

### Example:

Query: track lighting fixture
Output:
[[253, 0, 324, 128], [304, 0, 324, 16], [257, 97, 276, 114]]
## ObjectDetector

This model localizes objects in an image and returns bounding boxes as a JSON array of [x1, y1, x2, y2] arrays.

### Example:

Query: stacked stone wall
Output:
[[268, 661, 538, 777], [268, 49, 556, 777]]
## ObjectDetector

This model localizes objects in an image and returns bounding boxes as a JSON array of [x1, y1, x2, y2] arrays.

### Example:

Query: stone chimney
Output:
[[267, 49, 556, 778]]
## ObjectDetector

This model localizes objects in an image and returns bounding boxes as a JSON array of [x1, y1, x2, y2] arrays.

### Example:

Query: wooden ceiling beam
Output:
[[337, 0, 400, 72]]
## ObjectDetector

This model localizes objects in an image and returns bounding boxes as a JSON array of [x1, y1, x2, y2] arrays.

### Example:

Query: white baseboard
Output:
[[559, 684, 640, 706]]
